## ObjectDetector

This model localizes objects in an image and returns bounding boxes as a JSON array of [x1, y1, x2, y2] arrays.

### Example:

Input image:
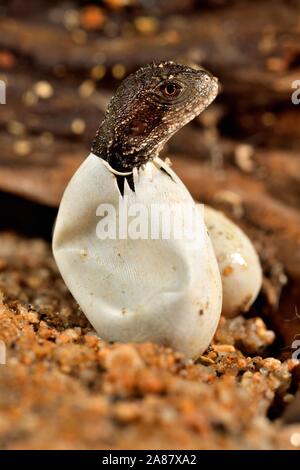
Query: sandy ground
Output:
[[0, 232, 299, 449]]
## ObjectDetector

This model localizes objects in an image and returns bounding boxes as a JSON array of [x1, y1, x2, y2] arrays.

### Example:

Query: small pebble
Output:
[[23, 90, 38, 106], [261, 112, 276, 127], [134, 16, 159, 35], [71, 118, 86, 134], [90, 64, 106, 80], [33, 81, 54, 100], [234, 144, 255, 173], [80, 6, 106, 30], [40, 132, 54, 145], [7, 120, 26, 136], [112, 64, 126, 80], [63, 9, 79, 30], [213, 344, 236, 353], [79, 80, 96, 98], [71, 29, 87, 45], [290, 432, 300, 447], [14, 140, 32, 156]]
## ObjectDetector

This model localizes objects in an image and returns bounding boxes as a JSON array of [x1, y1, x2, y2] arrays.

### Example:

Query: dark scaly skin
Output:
[[91, 61, 218, 195]]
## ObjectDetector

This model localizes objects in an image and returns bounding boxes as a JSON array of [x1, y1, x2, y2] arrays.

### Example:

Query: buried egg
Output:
[[53, 155, 222, 358], [203, 205, 263, 318]]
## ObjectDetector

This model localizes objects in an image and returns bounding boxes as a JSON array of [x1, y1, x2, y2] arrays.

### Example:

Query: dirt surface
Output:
[[0, 232, 299, 450]]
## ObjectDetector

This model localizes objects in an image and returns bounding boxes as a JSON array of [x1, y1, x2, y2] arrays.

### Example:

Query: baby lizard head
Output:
[[92, 61, 218, 172]]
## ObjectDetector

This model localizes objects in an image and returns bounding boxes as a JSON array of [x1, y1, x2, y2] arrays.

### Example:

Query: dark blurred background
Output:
[[0, 0, 299, 349]]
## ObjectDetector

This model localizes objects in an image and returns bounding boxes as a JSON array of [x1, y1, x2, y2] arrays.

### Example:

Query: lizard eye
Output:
[[159, 81, 183, 98]]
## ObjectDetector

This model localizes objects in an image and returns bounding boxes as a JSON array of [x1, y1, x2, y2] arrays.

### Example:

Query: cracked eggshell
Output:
[[203, 205, 262, 318], [53, 154, 222, 358]]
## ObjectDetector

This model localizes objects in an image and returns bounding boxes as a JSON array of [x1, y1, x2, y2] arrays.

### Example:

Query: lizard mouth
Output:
[[193, 70, 219, 107], [208, 76, 219, 103], [192, 75, 219, 117]]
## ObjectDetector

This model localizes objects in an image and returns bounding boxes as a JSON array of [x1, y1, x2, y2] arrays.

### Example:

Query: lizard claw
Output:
[[116, 174, 135, 196], [125, 173, 135, 193], [116, 175, 125, 197], [152, 157, 176, 183]]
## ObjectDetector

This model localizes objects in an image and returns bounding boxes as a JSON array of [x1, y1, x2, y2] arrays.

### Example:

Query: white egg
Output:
[[203, 205, 262, 318], [53, 154, 222, 358]]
